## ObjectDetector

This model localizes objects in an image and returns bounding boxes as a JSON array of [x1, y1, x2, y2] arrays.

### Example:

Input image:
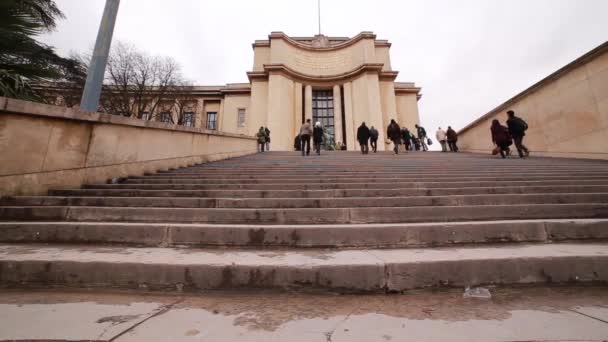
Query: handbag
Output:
[[492, 146, 500, 155], [427, 138, 433, 145]]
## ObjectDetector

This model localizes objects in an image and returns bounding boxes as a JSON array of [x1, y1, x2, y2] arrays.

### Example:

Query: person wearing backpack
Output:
[[387, 119, 402, 155], [415, 124, 428, 152], [369, 126, 379, 153], [506, 110, 530, 158]]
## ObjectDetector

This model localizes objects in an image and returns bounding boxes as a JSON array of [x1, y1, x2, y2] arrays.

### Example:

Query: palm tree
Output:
[[0, 0, 85, 100]]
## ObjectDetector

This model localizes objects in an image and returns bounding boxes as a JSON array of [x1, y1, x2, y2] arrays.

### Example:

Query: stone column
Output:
[[304, 85, 313, 123], [343, 82, 356, 150], [294, 82, 303, 138], [195, 98, 204, 128], [332, 84, 343, 145]]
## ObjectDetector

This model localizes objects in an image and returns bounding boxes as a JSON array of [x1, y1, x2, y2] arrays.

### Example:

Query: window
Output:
[[141, 112, 150, 120], [237, 108, 246, 128], [206, 112, 217, 130], [312, 90, 335, 146], [183, 112, 195, 127], [160, 112, 172, 123]]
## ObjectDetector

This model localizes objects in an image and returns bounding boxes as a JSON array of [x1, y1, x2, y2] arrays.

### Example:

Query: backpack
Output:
[[511, 117, 528, 133]]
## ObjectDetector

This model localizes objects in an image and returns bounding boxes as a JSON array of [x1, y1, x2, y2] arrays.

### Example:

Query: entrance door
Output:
[[312, 90, 335, 149]]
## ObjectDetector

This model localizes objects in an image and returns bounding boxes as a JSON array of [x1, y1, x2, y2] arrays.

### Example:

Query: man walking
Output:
[[415, 124, 428, 151], [369, 126, 379, 153], [447, 126, 459, 152], [299, 119, 313, 156], [264, 127, 271, 151], [506, 110, 530, 158], [256, 126, 267, 153], [313, 121, 324, 156], [387, 119, 401, 154], [357, 122, 371, 154], [436, 127, 448, 152]]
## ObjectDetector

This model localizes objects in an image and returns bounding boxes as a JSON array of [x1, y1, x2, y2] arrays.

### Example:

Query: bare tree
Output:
[[100, 42, 185, 119]]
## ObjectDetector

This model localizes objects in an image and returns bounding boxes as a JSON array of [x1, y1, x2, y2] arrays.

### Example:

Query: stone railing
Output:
[[0, 97, 257, 196]]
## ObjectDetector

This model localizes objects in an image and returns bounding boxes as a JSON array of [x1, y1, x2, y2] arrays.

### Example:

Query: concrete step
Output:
[[3, 193, 608, 208], [133, 171, 608, 179], [80, 179, 608, 190], [47, 185, 608, 198], [121, 175, 608, 185], [1, 204, 607, 224], [0, 219, 605, 248], [0, 243, 606, 292]]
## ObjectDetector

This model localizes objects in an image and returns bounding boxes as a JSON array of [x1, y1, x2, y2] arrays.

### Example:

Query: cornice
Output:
[[252, 31, 378, 52], [248, 63, 386, 83]]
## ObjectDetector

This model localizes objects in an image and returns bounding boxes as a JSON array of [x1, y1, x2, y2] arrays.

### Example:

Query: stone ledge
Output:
[[0, 97, 255, 140]]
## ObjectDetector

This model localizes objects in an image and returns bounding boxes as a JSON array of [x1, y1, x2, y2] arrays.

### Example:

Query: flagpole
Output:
[[318, 0, 321, 35]]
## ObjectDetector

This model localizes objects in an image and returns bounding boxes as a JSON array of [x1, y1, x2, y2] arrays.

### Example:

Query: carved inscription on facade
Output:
[[293, 51, 352, 73]]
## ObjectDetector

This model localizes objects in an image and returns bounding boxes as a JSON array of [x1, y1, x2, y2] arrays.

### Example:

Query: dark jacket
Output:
[[369, 127, 379, 141], [417, 126, 427, 139], [387, 122, 401, 141], [265, 128, 271, 142], [491, 123, 512, 146], [313, 126, 324, 143], [507, 116, 528, 137], [447, 128, 458, 142], [401, 128, 411, 141], [357, 125, 371, 144]]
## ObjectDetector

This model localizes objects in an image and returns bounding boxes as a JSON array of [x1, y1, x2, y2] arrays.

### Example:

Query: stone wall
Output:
[[0, 97, 257, 196], [458, 42, 608, 160]]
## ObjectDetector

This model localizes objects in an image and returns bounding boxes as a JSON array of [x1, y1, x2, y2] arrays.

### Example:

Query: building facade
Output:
[[44, 32, 422, 151]]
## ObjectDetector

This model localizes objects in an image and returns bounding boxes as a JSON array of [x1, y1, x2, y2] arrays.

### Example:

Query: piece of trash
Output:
[[463, 286, 492, 299]]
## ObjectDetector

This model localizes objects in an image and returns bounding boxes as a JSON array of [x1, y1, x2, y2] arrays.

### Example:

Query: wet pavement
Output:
[[0, 286, 607, 341]]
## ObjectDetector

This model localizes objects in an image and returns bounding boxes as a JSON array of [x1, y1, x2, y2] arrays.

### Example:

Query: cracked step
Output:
[[0, 243, 606, 292]]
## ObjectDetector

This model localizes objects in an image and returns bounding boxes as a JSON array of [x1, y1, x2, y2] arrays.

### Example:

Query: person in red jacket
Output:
[[491, 119, 512, 158]]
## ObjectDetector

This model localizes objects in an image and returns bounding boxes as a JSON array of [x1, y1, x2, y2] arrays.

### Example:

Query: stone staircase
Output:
[[0, 151, 607, 292]]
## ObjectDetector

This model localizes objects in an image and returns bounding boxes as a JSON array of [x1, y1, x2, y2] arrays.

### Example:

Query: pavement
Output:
[[1, 286, 608, 341]]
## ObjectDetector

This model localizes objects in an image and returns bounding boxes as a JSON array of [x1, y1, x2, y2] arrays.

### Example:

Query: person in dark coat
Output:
[[264, 127, 271, 151], [312, 121, 324, 155], [369, 126, 379, 153], [401, 127, 412, 151], [491, 119, 512, 159], [387, 119, 401, 154], [447, 126, 459, 152], [256, 126, 267, 152], [506, 110, 530, 158], [415, 124, 428, 151], [357, 122, 371, 154]]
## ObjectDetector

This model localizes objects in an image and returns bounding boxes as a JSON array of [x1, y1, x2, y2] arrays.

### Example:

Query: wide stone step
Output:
[[1, 219, 605, 248], [134, 171, 608, 179], [122, 175, 608, 185], [81, 179, 608, 190], [48, 185, 608, 198], [3, 193, 608, 208], [1, 204, 607, 224], [0, 243, 606, 292]]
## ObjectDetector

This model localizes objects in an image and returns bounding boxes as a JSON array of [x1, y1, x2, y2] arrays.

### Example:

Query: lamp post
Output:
[[80, 0, 120, 112]]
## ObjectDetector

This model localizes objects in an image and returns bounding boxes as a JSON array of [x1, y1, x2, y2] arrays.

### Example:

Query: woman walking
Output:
[[313, 121, 324, 155], [491, 119, 512, 158]]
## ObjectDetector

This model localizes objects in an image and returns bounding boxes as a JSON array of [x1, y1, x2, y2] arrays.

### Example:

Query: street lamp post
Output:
[[80, 0, 120, 112]]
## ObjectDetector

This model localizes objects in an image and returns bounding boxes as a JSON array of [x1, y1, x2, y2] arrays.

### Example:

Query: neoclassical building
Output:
[[44, 32, 422, 151]]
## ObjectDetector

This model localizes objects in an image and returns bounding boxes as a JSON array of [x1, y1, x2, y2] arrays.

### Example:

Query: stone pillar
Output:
[[343, 82, 356, 151], [294, 82, 303, 138], [332, 84, 343, 145], [304, 85, 313, 123], [195, 99, 204, 128]]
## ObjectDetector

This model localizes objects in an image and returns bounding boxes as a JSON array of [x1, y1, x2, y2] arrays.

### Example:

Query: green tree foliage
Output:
[[0, 0, 86, 100]]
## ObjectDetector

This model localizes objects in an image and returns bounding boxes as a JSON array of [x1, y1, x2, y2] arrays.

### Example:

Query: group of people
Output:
[[288, 110, 529, 159], [298, 119, 326, 156], [356, 120, 455, 155], [435, 126, 459, 153], [491, 110, 530, 158], [256, 126, 271, 152]]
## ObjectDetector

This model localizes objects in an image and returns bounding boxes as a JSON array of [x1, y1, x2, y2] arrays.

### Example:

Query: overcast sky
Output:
[[42, 0, 607, 135]]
